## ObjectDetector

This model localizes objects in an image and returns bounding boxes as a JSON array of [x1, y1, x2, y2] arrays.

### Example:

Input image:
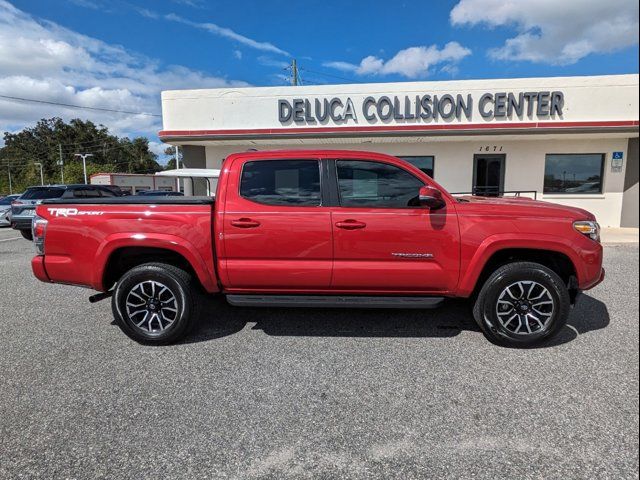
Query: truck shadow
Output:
[[185, 294, 609, 347]]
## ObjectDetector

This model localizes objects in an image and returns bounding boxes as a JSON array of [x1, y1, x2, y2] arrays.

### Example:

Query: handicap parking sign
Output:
[[611, 151, 624, 172]]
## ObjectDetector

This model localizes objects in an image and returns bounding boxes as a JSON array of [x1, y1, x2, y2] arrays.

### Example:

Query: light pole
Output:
[[34, 162, 44, 186], [7, 164, 12, 194], [74, 153, 93, 184]]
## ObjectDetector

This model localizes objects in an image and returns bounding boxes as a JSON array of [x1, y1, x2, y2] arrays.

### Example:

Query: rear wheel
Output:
[[20, 229, 33, 241], [473, 262, 570, 347], [111, 262, 200, 345]]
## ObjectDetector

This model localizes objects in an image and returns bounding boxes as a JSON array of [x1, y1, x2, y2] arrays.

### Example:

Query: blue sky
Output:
[[1, 0, 638, 158]]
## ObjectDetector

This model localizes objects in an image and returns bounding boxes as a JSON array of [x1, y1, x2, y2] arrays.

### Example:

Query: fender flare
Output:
[[92, 233, 219, 293], [456, 233, 582, 297]]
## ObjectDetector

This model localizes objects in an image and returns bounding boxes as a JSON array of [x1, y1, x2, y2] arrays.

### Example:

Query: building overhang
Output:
[[159, 120, 639, 143]]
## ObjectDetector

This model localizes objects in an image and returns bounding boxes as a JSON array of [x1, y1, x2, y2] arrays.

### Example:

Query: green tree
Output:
[[0, 117, 162, 194]]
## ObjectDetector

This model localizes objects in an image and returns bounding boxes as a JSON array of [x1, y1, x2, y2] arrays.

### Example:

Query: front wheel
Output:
[[473, 262, 570, 348], [111, 263, 200, 345]]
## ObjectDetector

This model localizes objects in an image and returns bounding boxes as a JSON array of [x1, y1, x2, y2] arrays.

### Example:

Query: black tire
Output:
[[20, 229, 33, 241], [111, 262, 200, 345], [473, 262, 570, 348]]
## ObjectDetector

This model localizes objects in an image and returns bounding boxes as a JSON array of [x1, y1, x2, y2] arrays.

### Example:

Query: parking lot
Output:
[[0, 226, 638, 479]]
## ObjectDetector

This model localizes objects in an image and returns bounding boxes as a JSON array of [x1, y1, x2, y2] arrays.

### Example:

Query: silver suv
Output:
[[11, 185, 119, 240]]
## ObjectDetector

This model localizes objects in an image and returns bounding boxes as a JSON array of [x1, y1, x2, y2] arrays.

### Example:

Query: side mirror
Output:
[[419, 186, 445, 210]]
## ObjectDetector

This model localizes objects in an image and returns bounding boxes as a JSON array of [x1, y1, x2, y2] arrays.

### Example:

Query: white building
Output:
[[160, 74, 639, 227], [90, 173, 178, 195]]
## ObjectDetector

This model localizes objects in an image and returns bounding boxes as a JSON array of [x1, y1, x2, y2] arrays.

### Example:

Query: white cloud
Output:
[[0, 0, 248, 143], [323, 42, 471, 79], [257, 55, 289, 68], [233, 49, 242, 60], [164, 13, 290, 56], [450, 0, 639, 64]]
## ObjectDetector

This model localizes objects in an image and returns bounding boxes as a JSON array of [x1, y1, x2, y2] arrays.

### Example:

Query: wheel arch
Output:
[[458, 236, 580, 299], [95, 234, 219, 293]]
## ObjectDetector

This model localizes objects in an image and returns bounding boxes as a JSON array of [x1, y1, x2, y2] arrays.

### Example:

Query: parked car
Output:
[[0, 194, 21, 227], [11, 184, 120, 240], [136, 190, 184, 196], [30, 150, 604, 347]]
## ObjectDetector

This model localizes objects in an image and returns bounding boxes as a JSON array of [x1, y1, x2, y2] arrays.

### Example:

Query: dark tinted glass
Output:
[[544, 154, 604, 194], [73, 188, 101, 198], [100, 189, 116, 197], [398, 156, 435, 178], [0, 196, 17, 205], [241, 160, 321, 206], [22, 187, 64, 200], [336, 160, 423, 208]]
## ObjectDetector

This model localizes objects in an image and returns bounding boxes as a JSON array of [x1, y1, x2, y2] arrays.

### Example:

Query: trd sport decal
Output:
[[47, 208, 104, 217]]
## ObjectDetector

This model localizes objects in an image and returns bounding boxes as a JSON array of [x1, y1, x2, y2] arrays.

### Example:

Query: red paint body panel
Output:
[[34, 204, 218, 292], [33, 149, 604, 299]]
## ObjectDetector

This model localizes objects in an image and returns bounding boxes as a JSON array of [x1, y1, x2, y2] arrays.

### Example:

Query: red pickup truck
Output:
[[30, 150, 604, 347]]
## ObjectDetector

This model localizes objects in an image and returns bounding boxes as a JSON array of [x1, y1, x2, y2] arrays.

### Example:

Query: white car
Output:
[[0, 194, 21, 227]]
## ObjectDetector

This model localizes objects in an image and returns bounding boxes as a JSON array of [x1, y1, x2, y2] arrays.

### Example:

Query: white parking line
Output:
[[0, 237, 21, 243]]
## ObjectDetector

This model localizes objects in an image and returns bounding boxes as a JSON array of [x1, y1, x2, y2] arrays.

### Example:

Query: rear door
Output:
[[221, 158, 333, 290], [329, 158, 460, 293]]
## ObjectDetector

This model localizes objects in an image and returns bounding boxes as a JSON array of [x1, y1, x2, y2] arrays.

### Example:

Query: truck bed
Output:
[[42, 196, 215, 205]]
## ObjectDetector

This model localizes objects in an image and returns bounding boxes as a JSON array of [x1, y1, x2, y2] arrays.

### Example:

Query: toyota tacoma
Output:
[[30, 150, 604, 347]]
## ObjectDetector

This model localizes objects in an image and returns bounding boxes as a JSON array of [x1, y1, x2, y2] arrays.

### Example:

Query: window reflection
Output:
[[544, 154, 604, 194]]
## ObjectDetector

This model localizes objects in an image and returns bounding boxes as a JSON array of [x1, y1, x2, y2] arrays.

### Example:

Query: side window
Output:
[[336, 160, 424, 208], [240, 160, 321, 206], [100, 189, 116, 197], [398, 156, 435, 178]]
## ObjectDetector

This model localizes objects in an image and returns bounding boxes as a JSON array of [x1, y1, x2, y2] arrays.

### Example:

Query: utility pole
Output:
[[34, 162, 44, 186], [174, 145, 181, 193], [74, 153, 93, 184], [7, 163, 12, 194], [291, 59, 298, 86], [58, 144, 64, 184]]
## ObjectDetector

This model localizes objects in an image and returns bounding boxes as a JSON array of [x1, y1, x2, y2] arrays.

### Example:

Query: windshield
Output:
[[21, 187, 65, 200]]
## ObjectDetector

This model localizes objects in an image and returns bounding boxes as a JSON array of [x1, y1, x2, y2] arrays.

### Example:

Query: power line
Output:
[[0, 94, 162, 117], [299, 67, 360, 84]]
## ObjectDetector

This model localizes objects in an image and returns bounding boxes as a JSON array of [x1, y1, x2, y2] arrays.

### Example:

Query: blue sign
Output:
[[613, 151, 624, 160]]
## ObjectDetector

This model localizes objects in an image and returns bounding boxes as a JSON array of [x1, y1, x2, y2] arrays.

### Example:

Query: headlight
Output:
[[573, 220, 600, 242]]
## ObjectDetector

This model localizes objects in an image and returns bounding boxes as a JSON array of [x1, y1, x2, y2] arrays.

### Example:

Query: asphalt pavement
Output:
[[0, 227, 638, 479]]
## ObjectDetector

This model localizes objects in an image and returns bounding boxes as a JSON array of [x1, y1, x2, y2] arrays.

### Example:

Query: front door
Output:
[[330, 159, 460, 293], [473, 154, 505, 197], [222, 158, 333, 290]]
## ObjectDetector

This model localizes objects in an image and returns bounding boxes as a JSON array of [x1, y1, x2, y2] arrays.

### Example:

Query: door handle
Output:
[[335, 219, 366, 230], [230, 218, 261, 228]]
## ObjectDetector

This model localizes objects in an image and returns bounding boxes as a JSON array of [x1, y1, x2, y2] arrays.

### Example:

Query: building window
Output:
[[544, 154, 605, 194], [240, 160, 321, 206], [336, 160, 423, 208], [397, 156, 435, 178]]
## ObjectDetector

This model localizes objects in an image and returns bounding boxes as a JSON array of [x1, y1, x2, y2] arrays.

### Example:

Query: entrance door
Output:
[[473, 154, 505, 197]]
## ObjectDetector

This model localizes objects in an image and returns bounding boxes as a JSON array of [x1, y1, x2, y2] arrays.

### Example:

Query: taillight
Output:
[[32, 215, 48, 254]]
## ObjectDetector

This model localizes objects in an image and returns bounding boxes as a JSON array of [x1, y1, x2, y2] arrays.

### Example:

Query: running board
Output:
[[226, 295, 444, 309]]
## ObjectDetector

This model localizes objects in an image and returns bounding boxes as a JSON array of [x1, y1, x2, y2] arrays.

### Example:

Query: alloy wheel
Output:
[[125, 281, 179, 334], [495, 281, 555, 335]]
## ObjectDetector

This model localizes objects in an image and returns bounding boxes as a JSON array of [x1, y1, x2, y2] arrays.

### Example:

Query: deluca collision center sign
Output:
[[278, 91, 564, 123]]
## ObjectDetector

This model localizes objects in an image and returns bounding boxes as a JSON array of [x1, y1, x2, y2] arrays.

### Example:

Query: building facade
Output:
[[160, 74, 639, 227]]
